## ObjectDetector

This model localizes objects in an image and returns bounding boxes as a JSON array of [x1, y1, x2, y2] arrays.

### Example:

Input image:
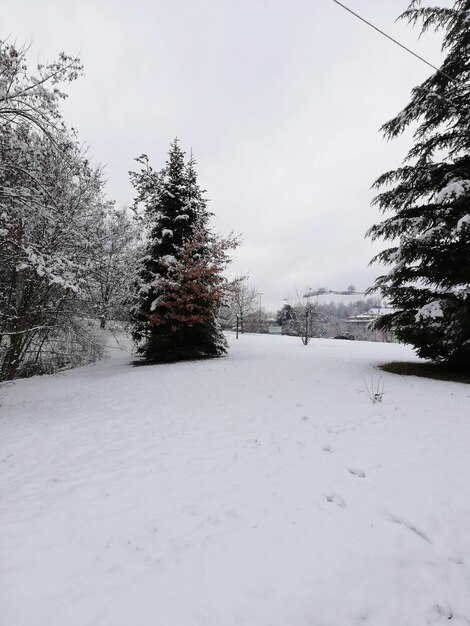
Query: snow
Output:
[[1, 334, 470, 626], [149, 297, 160, 312], [434, 179, 470, 204], [416, 301, 444, 321], [160, 254, 177, 265], [456, 214, 470, 231]]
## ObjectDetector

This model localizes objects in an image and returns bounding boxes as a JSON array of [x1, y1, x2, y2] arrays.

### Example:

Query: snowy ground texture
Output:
[[1, 333, 470, 626]]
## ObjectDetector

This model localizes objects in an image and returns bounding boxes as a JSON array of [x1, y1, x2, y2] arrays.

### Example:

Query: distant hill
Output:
[[305, 291, 378, 305]]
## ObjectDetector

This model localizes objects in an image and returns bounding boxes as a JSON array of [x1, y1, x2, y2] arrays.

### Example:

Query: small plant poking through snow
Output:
[[364, 376, 384, 404]]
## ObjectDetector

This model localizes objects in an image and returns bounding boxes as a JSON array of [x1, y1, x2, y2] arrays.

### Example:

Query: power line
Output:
[[330, 0, 458, 85]]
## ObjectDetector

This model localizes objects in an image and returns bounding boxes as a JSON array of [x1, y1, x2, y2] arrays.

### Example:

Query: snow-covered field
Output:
[[1, 334, 470, 626]]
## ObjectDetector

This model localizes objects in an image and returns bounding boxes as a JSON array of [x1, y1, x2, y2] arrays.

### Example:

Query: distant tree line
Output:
[[316, 299, 379, 322], [275, 298, 380, 340]]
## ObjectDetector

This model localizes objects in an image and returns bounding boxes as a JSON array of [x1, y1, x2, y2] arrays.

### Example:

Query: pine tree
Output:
[[368, 0, 470, 368], [130, 139, 237, 362], [276, 304, 296, 327]]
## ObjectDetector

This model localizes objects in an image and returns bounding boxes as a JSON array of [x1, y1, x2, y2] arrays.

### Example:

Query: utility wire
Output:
[[330, 0, 458, 85]]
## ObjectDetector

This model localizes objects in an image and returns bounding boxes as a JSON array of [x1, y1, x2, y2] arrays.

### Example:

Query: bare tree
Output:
[[0, 42, 132, 380], [280, 290, 319, 345], [0, 40, 82, 140], [222, 276, 258, 334], [84, 208, 140, 329], [0, 127, 115, 380], [294, 299, 318, 345]]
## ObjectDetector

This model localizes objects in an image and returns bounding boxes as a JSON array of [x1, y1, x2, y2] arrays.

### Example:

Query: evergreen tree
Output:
[[368, 0, 470, 368], [276, 304, 296, 327], [130, 140, 237, 362]]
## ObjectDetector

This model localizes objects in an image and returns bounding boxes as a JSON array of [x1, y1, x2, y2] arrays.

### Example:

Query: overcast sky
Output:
[[3, 0, 451, 311]]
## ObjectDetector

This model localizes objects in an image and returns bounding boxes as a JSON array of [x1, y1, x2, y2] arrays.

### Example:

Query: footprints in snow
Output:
[[381, 511, 433, 545], [301, 421, 432, 550], [347, 467, 366, 479], [322, 449, 366, 510], [320, 444, 366, 478], [324, 466, 366, 510], [325, 493, 347, 508], [297, 413, 367, 510]]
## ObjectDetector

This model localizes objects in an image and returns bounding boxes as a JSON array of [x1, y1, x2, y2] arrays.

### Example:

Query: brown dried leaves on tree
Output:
[[146, 229, 239, 332]]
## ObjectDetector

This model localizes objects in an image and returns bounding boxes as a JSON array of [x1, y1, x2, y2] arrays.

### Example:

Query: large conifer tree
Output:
[[130, 139, 235, 362], [368, 0, 470, 367]]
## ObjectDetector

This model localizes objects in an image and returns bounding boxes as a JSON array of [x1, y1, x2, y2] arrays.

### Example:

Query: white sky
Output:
[[3, 0, 451, 311]]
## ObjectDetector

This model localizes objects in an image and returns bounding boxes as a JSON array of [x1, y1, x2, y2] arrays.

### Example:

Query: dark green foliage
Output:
[[368, 1, 470, 367], [276, 304, 296, 326], [138, 314, 225, 363], [130, 140, 229, 363]]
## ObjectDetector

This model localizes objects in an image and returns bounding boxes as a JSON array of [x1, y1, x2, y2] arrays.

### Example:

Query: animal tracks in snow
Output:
[[381, 511, 433, 545], [325, 493, 347, 509], [320, 454, 368, 515], [320, 449, 367, 514], [347, 467, 366, 478]]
